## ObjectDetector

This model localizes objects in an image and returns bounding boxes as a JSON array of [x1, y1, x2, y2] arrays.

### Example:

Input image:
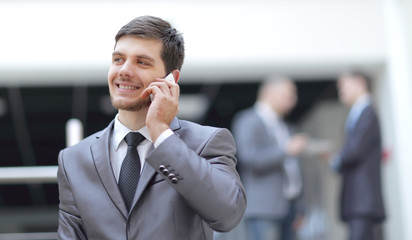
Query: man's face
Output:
[[279, 82, 297, 115], [108, 36, 166, 111], [337, 76, 360, 106], [268, 81, 297, 116]]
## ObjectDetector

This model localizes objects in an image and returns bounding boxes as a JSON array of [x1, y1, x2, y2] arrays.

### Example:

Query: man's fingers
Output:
[[148, 80, 179, 98]]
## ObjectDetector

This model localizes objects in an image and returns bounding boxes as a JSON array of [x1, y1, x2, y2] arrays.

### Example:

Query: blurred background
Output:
[[0, 0, 411, 239]]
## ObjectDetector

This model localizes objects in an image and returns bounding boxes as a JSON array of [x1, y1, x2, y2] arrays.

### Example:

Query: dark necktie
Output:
[[118, 132, 145, 211]]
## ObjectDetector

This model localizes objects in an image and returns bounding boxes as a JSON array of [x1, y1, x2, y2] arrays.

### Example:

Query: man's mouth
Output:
[[118, 84, 139, 90]]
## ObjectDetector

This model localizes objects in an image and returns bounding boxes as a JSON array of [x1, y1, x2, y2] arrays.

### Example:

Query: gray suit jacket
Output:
[[232, 107, 300, 219], [57, 118, 246, 240]]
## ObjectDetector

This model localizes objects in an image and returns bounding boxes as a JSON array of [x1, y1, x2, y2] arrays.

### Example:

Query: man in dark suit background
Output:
[[232, 77, 307, 240], [332, 71, 386, 240], [57, 16, 246, 240]]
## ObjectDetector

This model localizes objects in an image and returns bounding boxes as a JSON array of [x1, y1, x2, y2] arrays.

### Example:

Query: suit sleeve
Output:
[[57, 150, 88, 240], [232, 112, 287, 174], [339, 108, 381, 169], [145, 128, 246, 232]]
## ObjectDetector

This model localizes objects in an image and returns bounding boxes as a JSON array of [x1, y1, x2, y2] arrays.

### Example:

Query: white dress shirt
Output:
[[109, 114, 174, 182], [345, 94, 371, 132]]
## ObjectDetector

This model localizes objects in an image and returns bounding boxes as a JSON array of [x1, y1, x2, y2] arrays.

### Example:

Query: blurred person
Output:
[[57, 16, 246, 240], [331, 71, 386, 240], [232, 77, 307, 240]]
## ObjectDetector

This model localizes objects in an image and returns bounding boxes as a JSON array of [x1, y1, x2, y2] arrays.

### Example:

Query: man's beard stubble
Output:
[[110, 95, 151, 112]]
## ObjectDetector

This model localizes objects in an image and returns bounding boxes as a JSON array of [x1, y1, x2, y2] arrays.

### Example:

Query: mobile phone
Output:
[[164, 73, 175, 83], [150, 73, 175, 101]]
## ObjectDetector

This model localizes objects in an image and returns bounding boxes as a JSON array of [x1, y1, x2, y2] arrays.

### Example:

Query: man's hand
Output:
[[141, 77, 179, 142], [286, 134, 308, 157]]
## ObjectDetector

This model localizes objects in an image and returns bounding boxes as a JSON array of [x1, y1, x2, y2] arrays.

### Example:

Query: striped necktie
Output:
[[118, 132, 145, 211]]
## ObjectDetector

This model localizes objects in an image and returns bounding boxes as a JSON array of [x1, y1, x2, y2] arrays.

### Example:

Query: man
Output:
[[332, 71, 386, 240], [57, 16, 246, 240], [232, 77, 307, 240]]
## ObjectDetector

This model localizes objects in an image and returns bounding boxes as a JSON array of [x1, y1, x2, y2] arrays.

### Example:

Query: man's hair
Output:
[[257, 75, 292, 100], [115, 16, 185, 74], [343, 70, 372, 92]]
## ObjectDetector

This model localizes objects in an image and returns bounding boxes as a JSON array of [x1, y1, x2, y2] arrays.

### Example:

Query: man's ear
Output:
[[171, 70, 180, 83]]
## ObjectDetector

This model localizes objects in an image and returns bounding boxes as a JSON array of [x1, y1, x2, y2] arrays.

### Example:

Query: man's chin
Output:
[[111, 98, 151, 112]]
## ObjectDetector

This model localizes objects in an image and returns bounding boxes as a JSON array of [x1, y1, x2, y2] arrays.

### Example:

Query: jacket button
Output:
[[171, 177, 178, 184], [162, 168, 170, 176], [159, 165, 166, 171]]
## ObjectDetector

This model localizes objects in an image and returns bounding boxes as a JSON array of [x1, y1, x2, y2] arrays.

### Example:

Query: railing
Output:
[[0, 166, 57, 184], [0, 119, 82, 185], [0, 119, 80, 239], [0, 232, 57, 240], [0, 166, 58, 240]]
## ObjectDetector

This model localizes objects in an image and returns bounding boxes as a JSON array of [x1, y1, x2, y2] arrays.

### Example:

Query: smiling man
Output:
[[57, 16, 246, 240]]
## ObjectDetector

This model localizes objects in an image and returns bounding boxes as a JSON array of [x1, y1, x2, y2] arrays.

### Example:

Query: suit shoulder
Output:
[[178, 119, 224, 136], [232, 107, 257, 122], [61, 129, 105, 153], [176, 120, 235, 154], [360, 105, 380, 125], [176, 120, 235, 145], [233, 107, 255, 118], [367, 105, 379, 117], [232, 107, 259, 128]]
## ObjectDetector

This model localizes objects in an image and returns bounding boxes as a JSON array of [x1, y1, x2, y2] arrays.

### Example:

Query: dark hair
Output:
[[115, 16, 185, 74], [344, 70, 373, 91]]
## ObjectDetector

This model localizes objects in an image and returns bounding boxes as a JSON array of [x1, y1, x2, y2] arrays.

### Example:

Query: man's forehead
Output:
[[112, 36, 166, 71], [114, 36, 162, 54]]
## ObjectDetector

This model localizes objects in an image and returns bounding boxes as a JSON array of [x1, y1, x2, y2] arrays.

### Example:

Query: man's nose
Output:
[[119, 61, 134, 79]]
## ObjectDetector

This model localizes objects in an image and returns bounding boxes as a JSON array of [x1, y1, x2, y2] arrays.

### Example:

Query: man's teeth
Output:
[[119, 85, 137, 90]]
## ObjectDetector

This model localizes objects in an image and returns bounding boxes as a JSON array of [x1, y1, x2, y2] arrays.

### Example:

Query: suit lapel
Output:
[[131, 156, 156, 211], [347, 104, 371, 137], [130, 118, 181, 212], [254, 109, 278, 144], [91, 121, 128, 218]]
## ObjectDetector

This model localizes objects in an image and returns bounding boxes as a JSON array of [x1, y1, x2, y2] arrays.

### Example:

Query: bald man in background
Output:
[[232, 77, 307, 240]]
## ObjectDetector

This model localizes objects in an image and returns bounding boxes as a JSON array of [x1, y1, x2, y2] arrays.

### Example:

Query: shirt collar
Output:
[[350, 94, 371, 116], [346, 94, 371, 130], [113, 114, 153, 150]]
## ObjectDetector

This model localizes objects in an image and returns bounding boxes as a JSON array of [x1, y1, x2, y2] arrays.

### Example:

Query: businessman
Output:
[[332, 71, 386, 240], [57, 16, 246, 240], [232, 77, 307, 240]]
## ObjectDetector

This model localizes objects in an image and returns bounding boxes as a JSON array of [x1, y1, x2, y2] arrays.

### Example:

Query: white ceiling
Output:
[[0, 0, 386, 85]]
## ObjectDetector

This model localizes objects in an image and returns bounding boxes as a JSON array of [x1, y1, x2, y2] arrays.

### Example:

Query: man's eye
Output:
[[137, 59, 151, 66], [113, 57, 123, 63]]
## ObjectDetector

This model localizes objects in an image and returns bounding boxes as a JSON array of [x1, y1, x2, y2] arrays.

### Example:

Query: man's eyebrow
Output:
[[111, 51, 155, 62], [135, 54, 155, 63], [112, 51, 124, 57]]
